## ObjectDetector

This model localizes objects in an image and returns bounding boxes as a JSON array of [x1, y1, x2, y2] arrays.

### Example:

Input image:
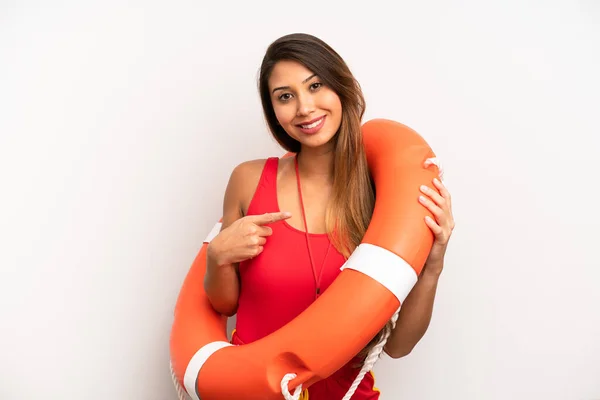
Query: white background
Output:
[[1, 1, 599, 399]]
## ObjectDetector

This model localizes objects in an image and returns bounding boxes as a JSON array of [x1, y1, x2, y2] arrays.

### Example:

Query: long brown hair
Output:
[[258, 33, 393, 361]]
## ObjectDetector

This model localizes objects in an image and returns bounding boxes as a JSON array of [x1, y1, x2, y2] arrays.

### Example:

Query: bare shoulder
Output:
[[229, 158, 268, 192], [231, 158, 268, 176], [227, 158, 269, 216]]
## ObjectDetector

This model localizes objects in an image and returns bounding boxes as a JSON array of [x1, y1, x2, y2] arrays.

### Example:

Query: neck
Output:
[[296, 144, 334, 182]]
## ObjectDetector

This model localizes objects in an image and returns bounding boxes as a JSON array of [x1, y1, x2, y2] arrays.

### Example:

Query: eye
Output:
[[278, 93, 293, 102], [310, 82, 323, 91]]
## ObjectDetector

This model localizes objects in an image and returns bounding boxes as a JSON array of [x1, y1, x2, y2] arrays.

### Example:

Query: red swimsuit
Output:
[[231, 157, 381, 399]]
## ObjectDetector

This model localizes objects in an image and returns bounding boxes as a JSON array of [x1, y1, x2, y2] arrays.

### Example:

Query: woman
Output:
[[204, 33, 455, 399]]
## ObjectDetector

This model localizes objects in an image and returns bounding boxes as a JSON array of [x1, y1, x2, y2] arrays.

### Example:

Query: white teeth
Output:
[[301, 117, 323, 129]]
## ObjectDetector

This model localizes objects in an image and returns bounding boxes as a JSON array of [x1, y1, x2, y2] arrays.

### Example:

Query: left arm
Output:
[[384, 266, 441, 358], [384, 177, 455, 359]]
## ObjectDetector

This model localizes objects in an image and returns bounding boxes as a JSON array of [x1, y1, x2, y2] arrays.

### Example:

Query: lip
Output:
[[296, 115, 326, 126], [296, 115, 326, 135]]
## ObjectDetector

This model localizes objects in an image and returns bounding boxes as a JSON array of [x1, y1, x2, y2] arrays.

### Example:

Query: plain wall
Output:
[[1, 1, 599, 399]]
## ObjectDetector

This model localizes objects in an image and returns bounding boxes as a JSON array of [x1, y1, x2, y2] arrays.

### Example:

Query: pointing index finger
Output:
[[249, 212, 292, 226]]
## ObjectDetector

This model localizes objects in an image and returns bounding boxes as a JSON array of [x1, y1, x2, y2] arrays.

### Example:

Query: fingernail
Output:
[[433, 178, 440, 184], [283, 212, 292, 217], [420, 185, 428, 192], [419, 195, 426, 202]]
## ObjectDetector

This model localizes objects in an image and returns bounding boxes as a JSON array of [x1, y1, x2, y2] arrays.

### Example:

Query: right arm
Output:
[[203, 160, 292, 317], [204, 163, 246, 316]]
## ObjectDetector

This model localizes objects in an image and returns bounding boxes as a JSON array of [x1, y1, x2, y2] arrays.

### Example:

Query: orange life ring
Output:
[[170, 119, 442, 400]]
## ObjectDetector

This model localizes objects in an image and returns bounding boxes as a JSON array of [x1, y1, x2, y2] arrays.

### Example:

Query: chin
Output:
[[301, 132, 337, 149]]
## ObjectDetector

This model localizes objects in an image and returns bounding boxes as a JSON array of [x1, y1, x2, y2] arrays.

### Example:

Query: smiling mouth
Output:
[[297, 116, 325, 129]]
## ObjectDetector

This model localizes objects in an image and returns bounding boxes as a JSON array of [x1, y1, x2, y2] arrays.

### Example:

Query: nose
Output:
[[296, 93, 315, 117]]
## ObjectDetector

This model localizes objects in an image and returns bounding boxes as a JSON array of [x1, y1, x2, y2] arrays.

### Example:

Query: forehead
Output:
[[268, 60, 315, 88]]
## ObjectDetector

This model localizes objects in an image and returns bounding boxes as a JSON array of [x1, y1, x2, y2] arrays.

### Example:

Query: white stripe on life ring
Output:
[[340, 243, 418, 303], [184, 341, 233, 400], [204, 222, 222, 243]]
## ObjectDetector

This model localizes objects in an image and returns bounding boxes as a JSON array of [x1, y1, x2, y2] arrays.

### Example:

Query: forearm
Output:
[[203, 244, 240, 317], [384, 267, 441, 358]]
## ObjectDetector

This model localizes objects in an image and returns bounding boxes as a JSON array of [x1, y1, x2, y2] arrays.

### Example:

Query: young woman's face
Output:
[[268, 60, 342, 150]]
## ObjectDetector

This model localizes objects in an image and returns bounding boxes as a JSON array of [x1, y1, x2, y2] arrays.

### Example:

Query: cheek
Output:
[[273, 103, 295, 125], [320, 91, 342, 115]]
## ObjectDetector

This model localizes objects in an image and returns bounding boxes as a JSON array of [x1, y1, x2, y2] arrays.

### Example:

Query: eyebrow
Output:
[[271, 73, 318, 94]]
